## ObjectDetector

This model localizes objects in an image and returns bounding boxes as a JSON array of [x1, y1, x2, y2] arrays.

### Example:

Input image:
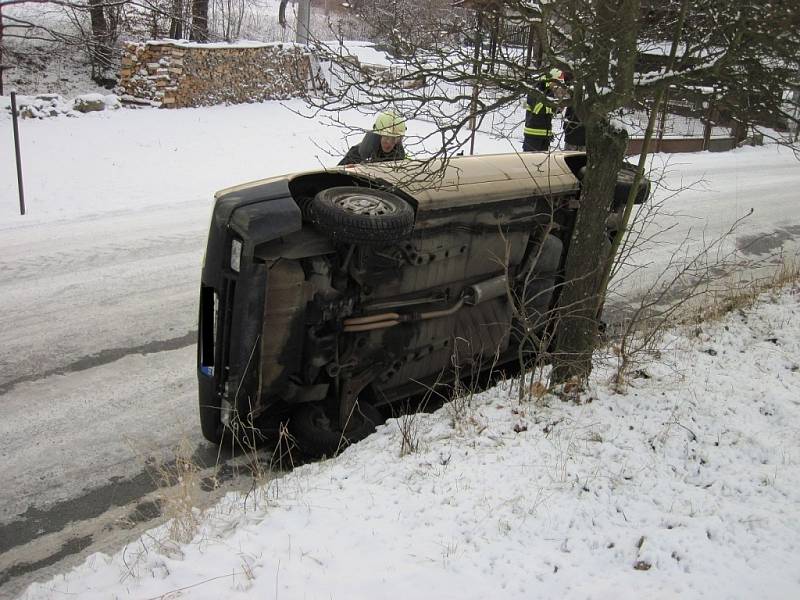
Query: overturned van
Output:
[[197, 152, 649, 455]]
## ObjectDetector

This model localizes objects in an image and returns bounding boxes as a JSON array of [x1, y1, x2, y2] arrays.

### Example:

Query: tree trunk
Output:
[[702, 101, 714, 150], [550, 118, 628, 385], [278, 0, 289, 28], [88, 0, 111, 70], [488, 13, 499, 74], [296, 0, 311, 45], [169, 0, 184, 39], [468, 12, 483, 154], [190, 0, 209, 41], [524, 23, 535, 68], [657, 87, 669, 151]]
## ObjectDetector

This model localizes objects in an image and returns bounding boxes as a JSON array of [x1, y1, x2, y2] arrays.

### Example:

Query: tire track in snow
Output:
[[0, 330, 196, 395], [0, 230, 205, 284]]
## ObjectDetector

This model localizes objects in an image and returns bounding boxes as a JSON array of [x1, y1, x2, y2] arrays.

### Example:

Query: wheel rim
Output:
[[334, 194, 396, 216]]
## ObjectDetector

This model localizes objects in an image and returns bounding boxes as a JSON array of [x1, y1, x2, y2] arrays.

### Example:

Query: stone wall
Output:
[[117, 41, 316, 108]]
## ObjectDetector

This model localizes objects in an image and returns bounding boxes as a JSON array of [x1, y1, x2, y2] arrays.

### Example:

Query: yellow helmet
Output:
[[373, 110, 407, 137]]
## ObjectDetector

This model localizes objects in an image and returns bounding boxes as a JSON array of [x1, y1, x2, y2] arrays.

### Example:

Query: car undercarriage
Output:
[[197, 152, 649, 455]]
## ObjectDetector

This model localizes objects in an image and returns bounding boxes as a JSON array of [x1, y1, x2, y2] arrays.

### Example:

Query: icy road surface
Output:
[[0, 100, 798, 595]]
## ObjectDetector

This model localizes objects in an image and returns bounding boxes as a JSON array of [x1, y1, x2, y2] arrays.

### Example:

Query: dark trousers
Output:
[[523, 136, 551, 152]]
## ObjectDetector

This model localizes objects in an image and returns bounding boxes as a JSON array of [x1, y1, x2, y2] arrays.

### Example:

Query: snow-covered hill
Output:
[[1, 98, 799, 599], [20, 284, 800, 599]]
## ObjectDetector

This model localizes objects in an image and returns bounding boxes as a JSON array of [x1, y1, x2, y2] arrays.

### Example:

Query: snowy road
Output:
[[605, 147, 800, 317], [0, 101, 798, 596], [0, 201, 206, 392], [0, 204, 213, 597]]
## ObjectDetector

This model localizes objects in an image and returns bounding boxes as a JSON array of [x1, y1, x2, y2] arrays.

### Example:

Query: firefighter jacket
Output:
[[524, 91, 555, 142]]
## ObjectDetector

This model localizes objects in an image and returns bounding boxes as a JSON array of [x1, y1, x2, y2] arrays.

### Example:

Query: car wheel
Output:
[[199, 406, 223, 444], [290, 400, 382, 457], [309, 186, 414, 245]]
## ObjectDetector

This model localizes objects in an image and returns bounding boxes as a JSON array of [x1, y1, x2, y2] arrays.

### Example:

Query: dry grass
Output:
[[685, 259, 800, 324], [147, 438, 205, 544], [396, 403, 423, 456], [129, 403, 292, 553], [607, 257, 800, 389]]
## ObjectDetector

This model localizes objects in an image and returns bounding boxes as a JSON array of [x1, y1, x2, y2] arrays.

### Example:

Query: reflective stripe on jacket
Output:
[[524, 127, 551, 136], [526, 101, 553, 115], [524, 93, 554, 138]]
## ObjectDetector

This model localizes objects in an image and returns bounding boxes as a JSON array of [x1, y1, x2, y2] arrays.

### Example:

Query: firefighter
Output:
[[522, 69, 563, 152], [339, 110, 407, 165]]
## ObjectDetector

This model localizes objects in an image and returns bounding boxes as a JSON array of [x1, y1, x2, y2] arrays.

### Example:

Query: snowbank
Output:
[[0, 93, 121, 120], [20, 286, 800, 599]]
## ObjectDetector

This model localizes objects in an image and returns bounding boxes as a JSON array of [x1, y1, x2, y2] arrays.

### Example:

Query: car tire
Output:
[[199, 406, 223, 444], [290, 400, 382, 457], [309, 186, 414, 245]]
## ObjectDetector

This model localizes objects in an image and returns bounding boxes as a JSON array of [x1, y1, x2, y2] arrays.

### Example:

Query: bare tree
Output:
[[1, 0, 131, 84], [167, 0, 185, 37], [302, 0, 799, 388], [189, 0, 206, 40], [0, 0, 222, 88], [87, 0, 110, 64], [1, 1, 7, 94], [214, 0, 248, 42]]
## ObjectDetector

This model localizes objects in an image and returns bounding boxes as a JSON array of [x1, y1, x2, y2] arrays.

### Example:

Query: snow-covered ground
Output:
[[19, 283, 800, 600], [0, 98, 798, 598]]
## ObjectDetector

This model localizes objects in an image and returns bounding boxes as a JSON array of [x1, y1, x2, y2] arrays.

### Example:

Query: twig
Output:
[[144, 571, 245, 600]]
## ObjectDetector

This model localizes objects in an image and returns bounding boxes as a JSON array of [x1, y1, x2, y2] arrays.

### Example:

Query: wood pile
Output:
[[117, 41, 314, 108]]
